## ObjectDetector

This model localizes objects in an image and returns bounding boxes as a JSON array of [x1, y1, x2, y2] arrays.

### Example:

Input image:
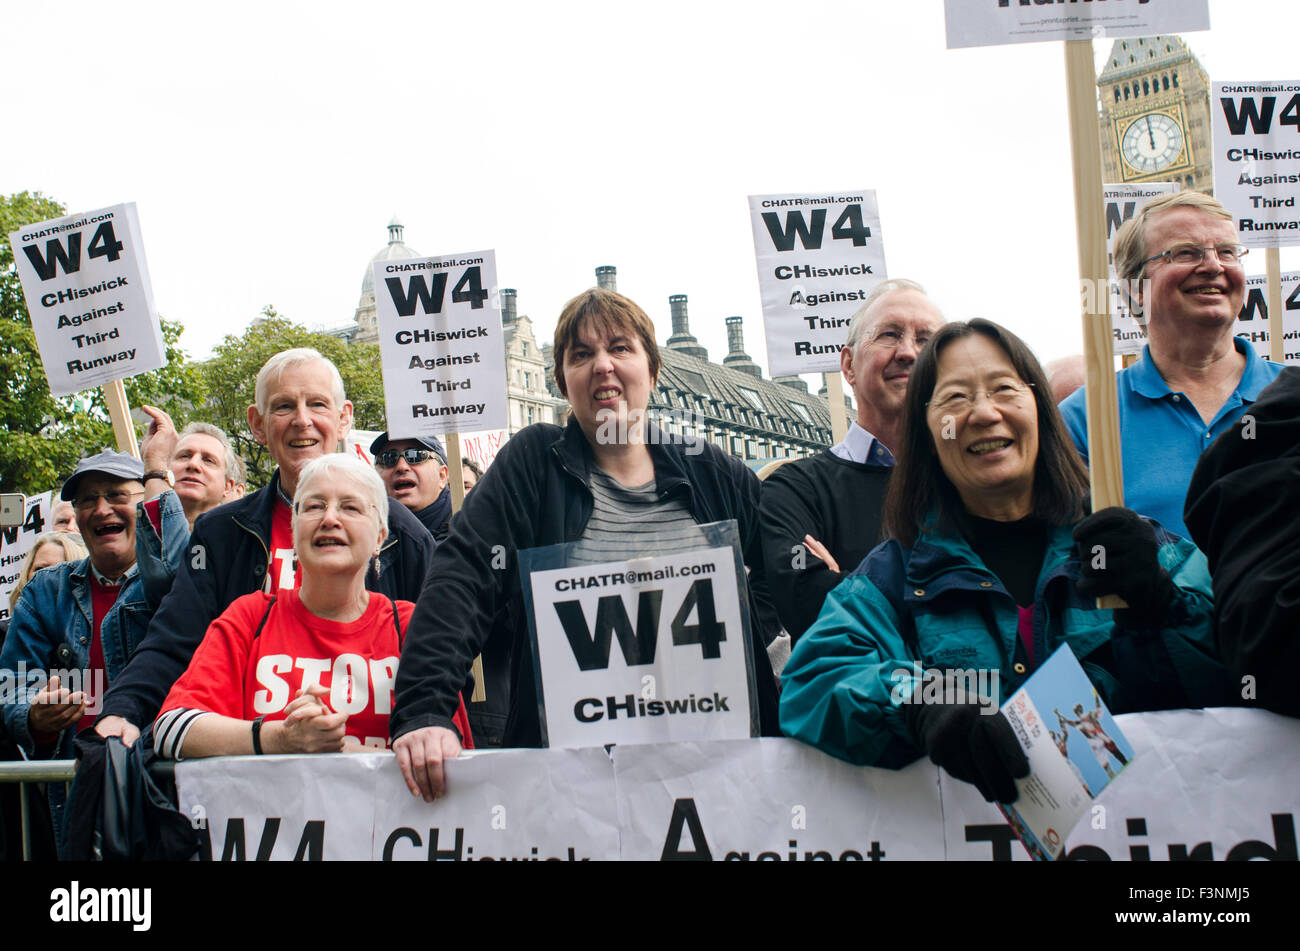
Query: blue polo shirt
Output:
[[1059, 337, 1285, 538]]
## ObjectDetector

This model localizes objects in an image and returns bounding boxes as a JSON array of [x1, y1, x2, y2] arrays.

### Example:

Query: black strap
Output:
[[388, 595, 403, 648], [252, 596, 277, 639]]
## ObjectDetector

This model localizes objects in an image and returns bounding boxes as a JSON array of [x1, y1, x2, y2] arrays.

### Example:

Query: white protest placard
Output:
[[748, 190, 887, 377], [1234, 270, 1300, 365], [373, 250, 506, 438], [177, 753, 383, 860], [1213, 82, 1300, 249], [0, 491, 52, 622], [1104, 182, 1179, 355], [944, 0, 1209, 50], [372, 748, 620, 861], [942, 707, 1300, 861], [613, 738, 944, 861], [8, 203, 165, 397], [519, 523, 758, 748]]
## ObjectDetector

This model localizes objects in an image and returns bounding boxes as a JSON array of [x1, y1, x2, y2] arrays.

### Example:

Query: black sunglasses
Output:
[[375, 448, 442, 468]]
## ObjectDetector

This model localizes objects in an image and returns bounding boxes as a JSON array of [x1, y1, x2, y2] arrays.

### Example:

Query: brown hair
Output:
[[9, 532, 88, 611], [552, 288, 661, 397], [882, 319, 1089, 547], [1113, 191, 1234, 283]]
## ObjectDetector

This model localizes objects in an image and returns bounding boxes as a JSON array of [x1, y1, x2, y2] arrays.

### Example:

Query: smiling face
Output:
[[1139, 207, 1245, 336], [72, 473, 143, 578], [843, 289, 944, 431], [247, 360, 354, 495], [293, 470, 386, 580], [377, 439, 448, 513], [926, 334, 1039, 521], [561, 316, 656, 443], [170, 432, 234, 514]]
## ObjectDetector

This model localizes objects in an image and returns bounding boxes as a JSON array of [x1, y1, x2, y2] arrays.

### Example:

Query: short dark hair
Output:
[[883, 319, 1089, 547], [552, 288, 661, 397]]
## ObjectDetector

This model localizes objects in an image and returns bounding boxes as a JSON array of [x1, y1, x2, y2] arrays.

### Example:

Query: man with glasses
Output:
[[1060, 191, 1284, 537], [370, 432, 452, 540], [759, 279, 945, 641], [0, 451, 160, 851]]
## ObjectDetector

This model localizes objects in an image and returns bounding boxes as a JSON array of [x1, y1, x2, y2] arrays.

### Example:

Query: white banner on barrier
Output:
[[944, 0, 1209, 50], [748, 190, 887, 377], [371, 748, 620, 861], [0, 491, 52, 622], [8, 203, 165, 396], [612, 737, 943, 861], [1213, 82, 1300, 250]]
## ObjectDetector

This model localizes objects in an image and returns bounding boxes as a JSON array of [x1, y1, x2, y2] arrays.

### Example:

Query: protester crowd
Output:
[[1, 191, 1295, 859]]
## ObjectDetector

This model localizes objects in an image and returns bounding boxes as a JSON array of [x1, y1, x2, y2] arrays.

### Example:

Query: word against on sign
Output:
[[748, 191, 887, 376], [8, 203, 165, 396], [373, 250, 508, 438], [1213, 82, 1300, 248], [1104, 182, 1179, 355], [522, 537, 757, 749]]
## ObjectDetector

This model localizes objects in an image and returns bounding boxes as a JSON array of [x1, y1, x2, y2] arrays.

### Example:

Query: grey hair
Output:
[[844, 278, 932, 351], [177, 421, 240, 483], [254, 348, 347, 417], [292, 453, 389, 537]]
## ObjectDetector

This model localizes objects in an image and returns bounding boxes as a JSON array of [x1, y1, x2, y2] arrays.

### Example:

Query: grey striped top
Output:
[[570, 467, 705, 566]]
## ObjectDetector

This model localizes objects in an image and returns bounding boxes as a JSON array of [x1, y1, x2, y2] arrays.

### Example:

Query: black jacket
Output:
[[1184, 366, 1300, 718], [98, 469, 435, 728], [392, 420, 781, 748]]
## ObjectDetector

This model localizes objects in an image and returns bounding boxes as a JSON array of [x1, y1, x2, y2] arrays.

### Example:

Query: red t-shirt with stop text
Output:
[[160, 588, 472, 749]]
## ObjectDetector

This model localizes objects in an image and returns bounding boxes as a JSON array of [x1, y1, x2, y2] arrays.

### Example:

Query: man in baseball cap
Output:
[[370, 432, 452, 540]]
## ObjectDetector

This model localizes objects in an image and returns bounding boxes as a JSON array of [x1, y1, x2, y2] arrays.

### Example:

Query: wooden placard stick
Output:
[[104, 379, 140, 458], [1064, 39, 1125, 609], [1266, 248, 1284, 364], [445, 431, 486, 702], [825, 371, 850, 445]]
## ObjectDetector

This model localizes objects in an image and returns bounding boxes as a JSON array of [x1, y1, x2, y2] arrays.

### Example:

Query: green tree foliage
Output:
[[1, 191, 206, 494], [200, 308, 385, 489]]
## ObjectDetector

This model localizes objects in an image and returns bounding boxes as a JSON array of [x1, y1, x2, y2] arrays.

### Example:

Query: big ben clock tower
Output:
[[1098, 36, 1213, 192]]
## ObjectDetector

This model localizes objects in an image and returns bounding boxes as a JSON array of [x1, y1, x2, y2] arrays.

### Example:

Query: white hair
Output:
[[254, 348, 347, 416], [292, 454, 389, 535], [177, 421, 240, 483], [844, 278, 933, 351]]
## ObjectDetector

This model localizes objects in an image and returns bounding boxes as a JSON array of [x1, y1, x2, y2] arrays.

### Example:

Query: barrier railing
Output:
[[0, 760, 74, 861]]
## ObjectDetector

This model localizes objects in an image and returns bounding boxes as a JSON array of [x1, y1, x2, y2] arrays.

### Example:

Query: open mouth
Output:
[[313, 536, 348, 548], [967, 438, 1012, 455], [392, 478, 417, 492], [94, 523, 126, 538], [593, 388, 622, 401], [288, 439, 319, 449]]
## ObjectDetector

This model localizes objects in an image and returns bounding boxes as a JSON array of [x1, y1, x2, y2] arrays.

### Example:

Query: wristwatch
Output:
[[143, 469, 174, 487]]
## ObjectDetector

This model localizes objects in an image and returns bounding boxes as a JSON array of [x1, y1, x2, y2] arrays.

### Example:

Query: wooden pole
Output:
[[1266, 248, 1285, 364], [1064, 39, 1124, 609], [825, 371, 850, 444], [445, 431, 485, 702], [104, 379, 139, 458]]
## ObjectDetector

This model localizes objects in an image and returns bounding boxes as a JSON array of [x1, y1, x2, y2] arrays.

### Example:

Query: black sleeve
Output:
[[97, 513, 233, 729], [758, 461, 844, 642], [391, 433, 543, 741]]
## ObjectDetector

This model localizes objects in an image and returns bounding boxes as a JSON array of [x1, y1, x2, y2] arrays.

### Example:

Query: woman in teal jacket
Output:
[[779, 320, 1227, 804]]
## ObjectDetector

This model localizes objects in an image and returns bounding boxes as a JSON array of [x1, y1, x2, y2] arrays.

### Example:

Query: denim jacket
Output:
[[779, 519, 1227, 769], [135, 489, 191, 610]]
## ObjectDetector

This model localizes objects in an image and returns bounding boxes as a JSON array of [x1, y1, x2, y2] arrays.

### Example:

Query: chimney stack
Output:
[[500, 288, 517, 325], [595, 266, 618, 292], [665, 294, 709, 360], [723, 316, 763, 379]]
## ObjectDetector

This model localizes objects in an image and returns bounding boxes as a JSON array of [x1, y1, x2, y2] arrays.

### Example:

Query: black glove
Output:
[[1072, 507, 1176, 625], [903, 676, 1028, 804]]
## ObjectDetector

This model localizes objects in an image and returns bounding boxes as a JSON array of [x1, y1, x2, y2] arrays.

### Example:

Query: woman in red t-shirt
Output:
[[154, 454, 470, 758]]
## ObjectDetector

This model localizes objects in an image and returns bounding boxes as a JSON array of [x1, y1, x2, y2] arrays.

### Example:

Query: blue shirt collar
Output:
[[1131, 336, 1276, 401]]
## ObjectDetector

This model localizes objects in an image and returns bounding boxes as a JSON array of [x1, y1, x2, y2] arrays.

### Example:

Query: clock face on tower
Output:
[[1120, 112, 1185, 173]]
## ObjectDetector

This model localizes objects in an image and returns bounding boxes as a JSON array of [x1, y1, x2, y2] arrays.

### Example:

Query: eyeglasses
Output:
[[867, 328, 933, 351], [1140, 243, 1248, 269], [73, 489, 144, 512], [374, 448, 441, 468], [294, 497, 375, 521], [927, 381, 1035, 415]]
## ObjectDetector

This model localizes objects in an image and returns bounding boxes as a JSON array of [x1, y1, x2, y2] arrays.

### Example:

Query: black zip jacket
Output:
[[391, 420, 781, 748], [97, 469, 435, 729]]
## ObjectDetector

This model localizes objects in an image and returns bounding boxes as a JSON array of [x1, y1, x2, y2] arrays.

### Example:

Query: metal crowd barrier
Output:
[[0, 758, 176, 861]]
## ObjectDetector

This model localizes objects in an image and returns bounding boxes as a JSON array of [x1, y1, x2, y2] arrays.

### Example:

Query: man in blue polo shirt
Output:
[[1060, 192, 1285, 538]]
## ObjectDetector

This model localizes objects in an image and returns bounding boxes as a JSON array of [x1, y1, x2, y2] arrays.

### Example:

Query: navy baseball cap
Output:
[[369, 432, 448, 465], [61, 450, 146, 501]]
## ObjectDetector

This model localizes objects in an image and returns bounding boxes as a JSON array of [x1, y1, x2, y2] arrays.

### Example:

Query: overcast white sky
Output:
[[6, 0, 1298, 385]]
